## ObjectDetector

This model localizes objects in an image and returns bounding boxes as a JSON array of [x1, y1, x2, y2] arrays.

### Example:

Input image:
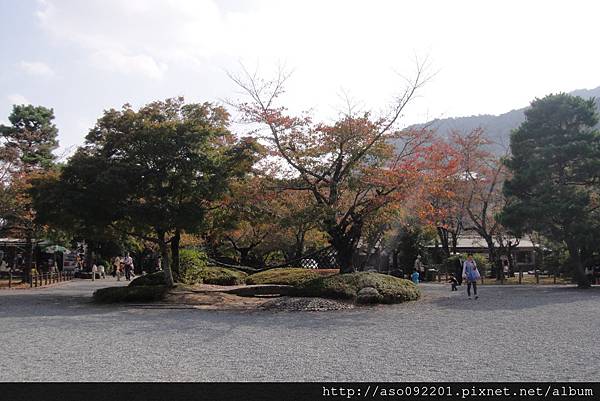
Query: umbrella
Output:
[[44, 245, 69, 253]]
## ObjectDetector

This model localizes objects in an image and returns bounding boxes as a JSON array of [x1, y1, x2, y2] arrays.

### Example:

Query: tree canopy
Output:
[[501, 93, 600, 287], [231, 67, 455, 272], [32, 98, 259, 286]]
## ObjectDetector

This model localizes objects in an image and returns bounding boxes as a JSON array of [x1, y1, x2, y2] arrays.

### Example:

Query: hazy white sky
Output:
[[1, 0, 599, 153]]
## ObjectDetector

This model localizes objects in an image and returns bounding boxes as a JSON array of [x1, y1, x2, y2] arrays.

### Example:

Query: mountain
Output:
[[411, 86, 600, 154]]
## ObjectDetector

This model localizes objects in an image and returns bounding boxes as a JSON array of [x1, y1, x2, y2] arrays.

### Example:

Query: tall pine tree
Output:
[[0, 105, 58, 277], [501, 94, 600, 288]]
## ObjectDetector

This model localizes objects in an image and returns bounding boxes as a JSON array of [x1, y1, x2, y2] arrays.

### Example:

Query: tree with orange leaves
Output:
[[413, 139, 462, 258], [204, 175, 327, 267], [231, 65, 454, 273]]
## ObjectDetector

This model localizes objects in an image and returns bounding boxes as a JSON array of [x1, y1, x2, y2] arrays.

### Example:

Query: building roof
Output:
[[427, 236, 536, 250]]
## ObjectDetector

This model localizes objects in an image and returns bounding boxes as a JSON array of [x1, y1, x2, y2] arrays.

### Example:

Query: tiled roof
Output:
[[427, 236, 536, 249]]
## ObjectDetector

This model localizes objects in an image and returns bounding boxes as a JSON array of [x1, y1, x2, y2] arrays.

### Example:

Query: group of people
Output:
[[411, 253, 481, 300], [111, 253, 135, 281]]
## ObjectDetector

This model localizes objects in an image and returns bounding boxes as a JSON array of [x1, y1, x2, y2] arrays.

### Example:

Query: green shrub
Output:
[[245, 268, 329, 286], [199, 266, 247, 285], [472, 253, 491, 276], [178, 248, 247, 285], [129, 271, 165, 287], [179, 248, 209, 283], [292, 272, 420, 304], [93, 285, 167, 303]]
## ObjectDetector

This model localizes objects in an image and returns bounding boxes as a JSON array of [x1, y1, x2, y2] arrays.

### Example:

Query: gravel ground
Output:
[[261, 296, 354, 311], [1, 278, 599, 381]]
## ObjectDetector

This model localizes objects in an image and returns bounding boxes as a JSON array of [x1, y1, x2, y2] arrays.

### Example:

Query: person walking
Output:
[[113, 256, 122, 281], [91, 263, 98, 282], [462, 253, 480, 300], [99, 263, 106, 279], [448, 273, 459, 291], [410, 270, 420, 285], [414, 255, 425, 282], [123, 253, 134, 281], [454, 254, 463, 286]]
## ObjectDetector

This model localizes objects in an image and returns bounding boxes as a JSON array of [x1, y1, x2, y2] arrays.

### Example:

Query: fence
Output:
[[5, 271, 74, 289]]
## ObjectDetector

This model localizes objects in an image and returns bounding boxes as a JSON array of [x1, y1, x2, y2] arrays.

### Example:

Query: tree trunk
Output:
[[170, 229, 180, 280], [293, 230, 306, 261], [436, 227, 451, 258], [483, 236, 499, 279], [392, 249, 399, 271], [23, 232, 33, 282], [330, 233, 355, 274], [566, 240, 589, 289], [85, 241, 94, 272], [158, 231, 174, 287], [450, 232, 459, 255], [239, 248, 252, 266]]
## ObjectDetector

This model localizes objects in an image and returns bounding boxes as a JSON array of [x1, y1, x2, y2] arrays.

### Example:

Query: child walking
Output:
[[448, 273, 458, 291], [411, 270, 420, 284]]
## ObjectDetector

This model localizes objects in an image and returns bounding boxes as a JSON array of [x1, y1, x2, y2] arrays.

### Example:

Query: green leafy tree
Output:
[[39, 98, 258, 286], [501, 94, 600, 288]]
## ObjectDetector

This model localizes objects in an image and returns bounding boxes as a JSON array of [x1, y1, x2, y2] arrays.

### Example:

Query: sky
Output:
[[1, 0, 600, 155]]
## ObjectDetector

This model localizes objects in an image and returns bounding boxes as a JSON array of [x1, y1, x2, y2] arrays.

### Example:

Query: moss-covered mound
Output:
[[93, 285, 168, 303], [292, 272, 420, 304], [245, 268, 335, 286], [129, 271, 165, 287], [178, 249, 247, 285], [197, 266, 247, 286]]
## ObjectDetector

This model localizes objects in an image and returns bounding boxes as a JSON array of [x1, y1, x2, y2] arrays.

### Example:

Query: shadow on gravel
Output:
[[426, 285, 600, 311], [0, 293, 122, 318]]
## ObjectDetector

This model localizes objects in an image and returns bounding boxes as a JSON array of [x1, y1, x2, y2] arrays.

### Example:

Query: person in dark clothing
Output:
[[448, 274, 459, 291], [454, 255, 463, 286]]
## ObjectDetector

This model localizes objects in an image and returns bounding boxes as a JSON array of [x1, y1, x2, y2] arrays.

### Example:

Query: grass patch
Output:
[[245, 268, 337, 286], [93, 285, 168, 303], [292, 272, 420, 304]]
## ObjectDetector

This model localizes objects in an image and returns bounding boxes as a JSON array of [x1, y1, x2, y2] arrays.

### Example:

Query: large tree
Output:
[[231, 66, 452, 273], [0, 105, 58, 276], [37, 98, 258, 286], [501, 94, 600, 288], [205, 175, 326, 267], [452, 128, 510, 278]]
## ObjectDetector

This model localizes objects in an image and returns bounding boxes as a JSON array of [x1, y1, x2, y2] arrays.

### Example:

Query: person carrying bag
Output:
[[462, 253, 480, 300]]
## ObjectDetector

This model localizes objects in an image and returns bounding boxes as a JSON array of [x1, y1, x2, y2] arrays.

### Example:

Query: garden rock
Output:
[[356, 286, 382, 304]]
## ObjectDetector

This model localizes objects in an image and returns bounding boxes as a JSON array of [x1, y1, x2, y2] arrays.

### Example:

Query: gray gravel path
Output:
[[1, 279, 599, 381]]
